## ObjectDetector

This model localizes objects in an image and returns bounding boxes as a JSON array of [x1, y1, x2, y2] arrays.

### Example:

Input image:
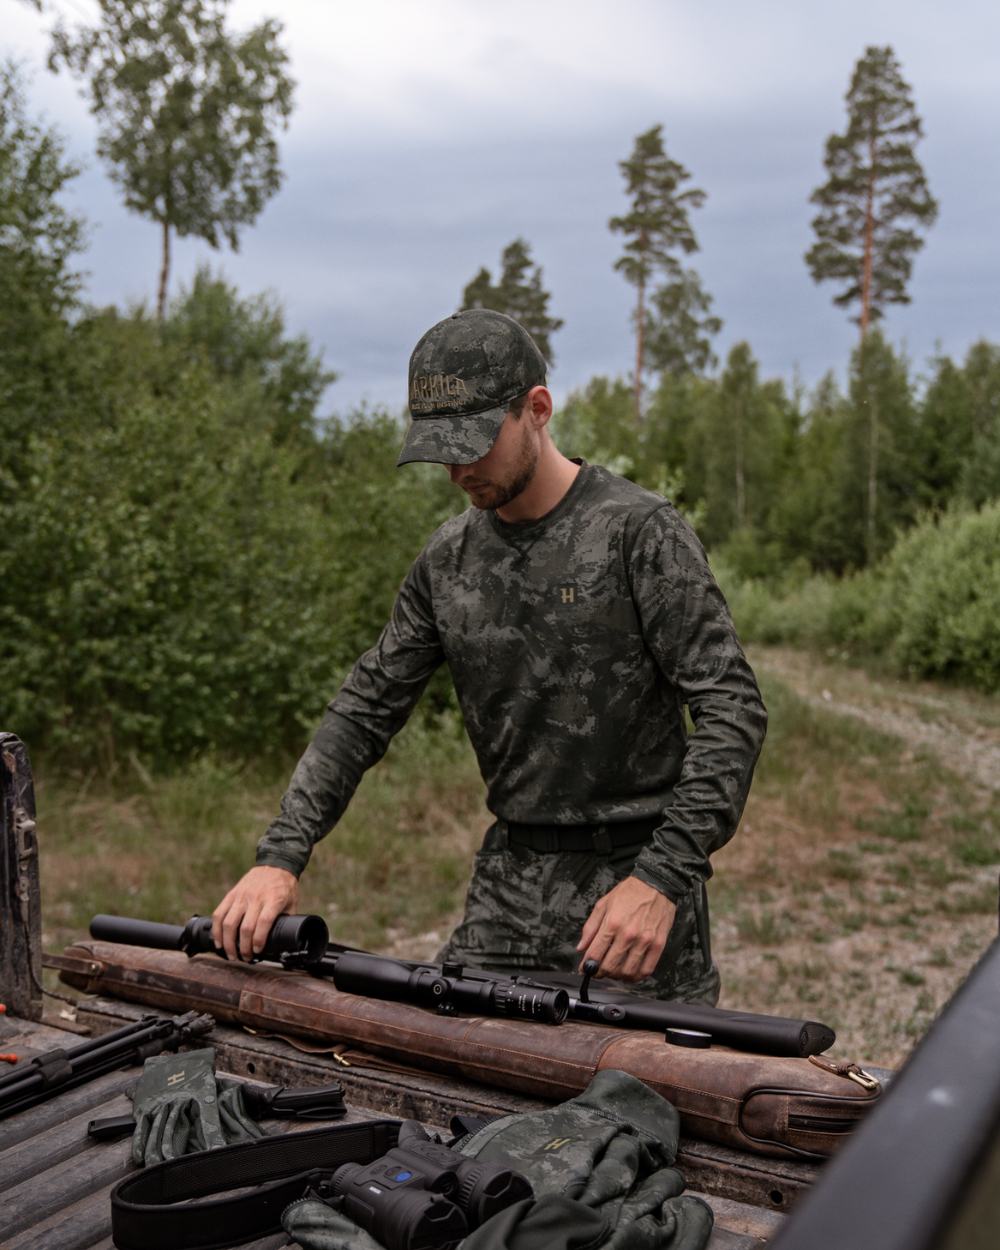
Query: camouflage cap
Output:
[[398, 309, 548, 466]]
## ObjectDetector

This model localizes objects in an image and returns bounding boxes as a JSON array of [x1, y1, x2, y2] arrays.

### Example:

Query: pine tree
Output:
[[460, 238, 563, 363], [806, 45, 938, 339], [645, 270, 722, 378], [49, 0, 294, 318], [610, 125, 716, 419]]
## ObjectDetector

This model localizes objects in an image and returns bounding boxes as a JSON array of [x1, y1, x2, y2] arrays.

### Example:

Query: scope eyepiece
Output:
[[267, 913, 329, 962]]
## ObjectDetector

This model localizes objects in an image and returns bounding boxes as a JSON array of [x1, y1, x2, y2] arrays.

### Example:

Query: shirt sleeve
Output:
[[255, 551, 444, 875], [625, 505, 767, 902]]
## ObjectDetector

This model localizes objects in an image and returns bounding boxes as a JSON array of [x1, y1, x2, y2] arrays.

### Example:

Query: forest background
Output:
[[2, 1, 997, 1064]]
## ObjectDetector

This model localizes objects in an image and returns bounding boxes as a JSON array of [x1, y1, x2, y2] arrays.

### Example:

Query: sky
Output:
[[6, 0, 1000, 416]]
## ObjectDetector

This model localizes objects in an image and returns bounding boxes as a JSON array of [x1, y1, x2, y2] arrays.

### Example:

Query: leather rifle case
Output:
[[59, 941, 880, 1160]]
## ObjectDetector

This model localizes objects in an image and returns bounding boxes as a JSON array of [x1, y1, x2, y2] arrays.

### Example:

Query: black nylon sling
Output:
[[110, 1118, 401, 1250]]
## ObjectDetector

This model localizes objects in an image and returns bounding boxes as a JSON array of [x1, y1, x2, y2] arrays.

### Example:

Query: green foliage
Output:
[[767, 335, 919, 572], [0, 379, 331, 762], [553, 375, 638, 473], [846, 329, 920, 564], [718, 564, 879, 652], [914, 353, 975, 510], [0, 391, 462, 764], [163, 265, 337, 448], [555, 350, 794, 555], [806, 44, 938, 334], [875, 505, 1000, 690], [0, 85, 463, 767], [0, 60, 84, 315], [644, 267, 722, 377], [0, 60, 85, 456], [49, 0, 294, 314], [696, 342, 797, 546], [552, 375, 701, 527], [318, 411, 461, 691], [721, 505, 1000, 692], [913, 340, 1000, 511], [461, 238, 563, 363], [0, 249, 463, 764], [944, 341, 1000, 508], [610, 124, 704, 292]]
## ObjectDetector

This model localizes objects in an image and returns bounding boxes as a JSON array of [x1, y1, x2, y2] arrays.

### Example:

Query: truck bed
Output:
[[0, 995, 807, 1250]]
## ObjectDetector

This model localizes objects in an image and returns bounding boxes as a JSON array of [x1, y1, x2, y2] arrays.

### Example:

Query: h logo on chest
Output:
[[559, 586, 576, 604]]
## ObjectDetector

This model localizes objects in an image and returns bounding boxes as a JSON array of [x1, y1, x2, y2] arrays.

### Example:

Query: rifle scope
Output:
[[331, 952, 569, 1025], [89, 912, 330, 965]]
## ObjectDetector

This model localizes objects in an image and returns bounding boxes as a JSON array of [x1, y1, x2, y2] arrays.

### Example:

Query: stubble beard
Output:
[[465, 424, 539, 512]]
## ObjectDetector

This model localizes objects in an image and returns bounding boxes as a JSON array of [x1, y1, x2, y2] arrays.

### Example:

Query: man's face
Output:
[[447, 407, 538, 511]]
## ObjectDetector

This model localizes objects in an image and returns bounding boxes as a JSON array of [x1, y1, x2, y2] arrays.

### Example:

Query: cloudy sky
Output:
[[7, 0, 999, 415]]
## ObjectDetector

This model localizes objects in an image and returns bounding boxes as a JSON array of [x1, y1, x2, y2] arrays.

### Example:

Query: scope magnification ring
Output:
[[492, 981, 568, 1025]]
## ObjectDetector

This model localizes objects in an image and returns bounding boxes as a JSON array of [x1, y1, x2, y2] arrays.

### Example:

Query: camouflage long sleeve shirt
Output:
[[256, 464, 767, 902]]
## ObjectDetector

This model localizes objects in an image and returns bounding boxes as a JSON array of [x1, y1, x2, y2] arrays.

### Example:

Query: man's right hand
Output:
[[212, 865, 300, 962]]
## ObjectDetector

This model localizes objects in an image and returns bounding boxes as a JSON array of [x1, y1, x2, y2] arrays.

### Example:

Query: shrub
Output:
[[879, 504, 1000, 690], [0, 390, 461, 765], [716, 504, 1000, 692]]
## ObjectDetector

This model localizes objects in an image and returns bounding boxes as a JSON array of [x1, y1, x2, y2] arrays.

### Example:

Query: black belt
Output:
[[111, 1119, 400, 1250], [504, 814, 661, 853]]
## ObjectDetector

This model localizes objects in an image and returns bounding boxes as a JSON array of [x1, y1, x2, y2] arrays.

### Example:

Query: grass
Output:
[[36, 715, 487, 955]]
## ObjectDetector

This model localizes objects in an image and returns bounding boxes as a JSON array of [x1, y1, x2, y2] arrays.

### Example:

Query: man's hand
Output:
[[212, 866, 300, 962], [576, 876, 676, 982]]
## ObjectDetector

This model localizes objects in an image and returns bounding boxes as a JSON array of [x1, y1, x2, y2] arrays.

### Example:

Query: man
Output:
[[213, 309, 766, 1003]]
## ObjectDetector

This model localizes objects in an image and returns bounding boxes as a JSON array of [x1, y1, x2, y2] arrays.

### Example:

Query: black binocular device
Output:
[[326, 1121, 532, 1250]]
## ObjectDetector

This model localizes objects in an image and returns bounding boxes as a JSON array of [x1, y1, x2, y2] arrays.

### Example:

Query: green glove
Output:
[[217, 1078, 265, 1144], [131, 1047, 227, 1166]]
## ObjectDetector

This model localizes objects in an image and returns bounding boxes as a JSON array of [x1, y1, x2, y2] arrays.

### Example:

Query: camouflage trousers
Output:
[[436, 822, 720, 1004]]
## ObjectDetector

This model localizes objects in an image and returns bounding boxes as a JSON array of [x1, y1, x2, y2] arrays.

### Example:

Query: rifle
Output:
[[326, 947, 835, 1056], [89, 913, 835, 1057]]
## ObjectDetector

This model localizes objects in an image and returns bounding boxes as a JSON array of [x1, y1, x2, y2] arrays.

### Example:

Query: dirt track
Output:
[[749, 646, 1000, 794]]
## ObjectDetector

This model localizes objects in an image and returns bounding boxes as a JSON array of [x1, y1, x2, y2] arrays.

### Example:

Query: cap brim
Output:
[[396, 405, 507, 467]]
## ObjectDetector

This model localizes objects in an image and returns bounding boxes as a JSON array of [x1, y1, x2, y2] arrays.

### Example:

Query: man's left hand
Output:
[[576, 876, 676, 982]]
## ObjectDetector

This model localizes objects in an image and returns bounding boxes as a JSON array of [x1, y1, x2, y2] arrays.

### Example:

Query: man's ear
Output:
[[526, 385, 554, 430]]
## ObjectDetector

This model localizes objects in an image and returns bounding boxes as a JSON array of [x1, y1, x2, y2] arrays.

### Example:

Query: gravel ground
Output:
[[712, 647, 998, 1067]]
